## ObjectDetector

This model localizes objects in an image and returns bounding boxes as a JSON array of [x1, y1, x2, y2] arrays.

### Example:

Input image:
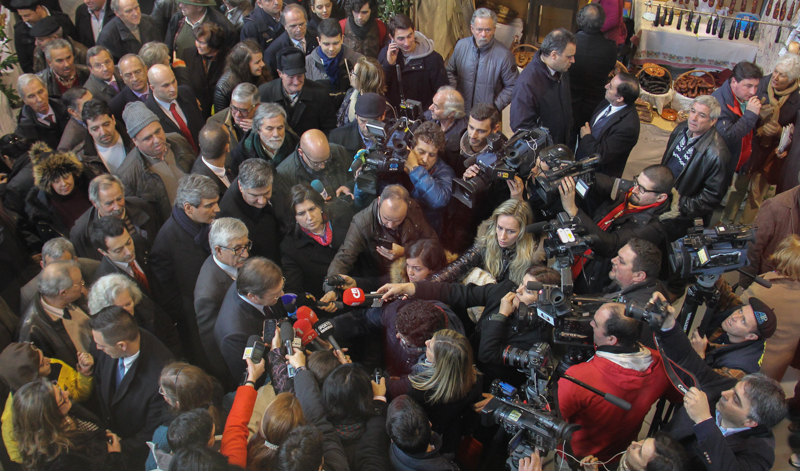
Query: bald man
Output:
[[276, 128, 354, 199], [144, 63, 204, 153]]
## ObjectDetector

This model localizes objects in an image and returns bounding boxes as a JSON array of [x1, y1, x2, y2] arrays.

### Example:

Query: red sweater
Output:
[[557, 347, 679, 462], [220, 385, 258, 468]]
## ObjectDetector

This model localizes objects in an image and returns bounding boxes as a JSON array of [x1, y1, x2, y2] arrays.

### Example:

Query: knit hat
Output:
[[30, 142, 83, 193], [748, 297, 777, 339], [123, 101, 159, 139], [29, 16, 60, 38], [355, 93, 386, 119], [0, 343, 41, 391]]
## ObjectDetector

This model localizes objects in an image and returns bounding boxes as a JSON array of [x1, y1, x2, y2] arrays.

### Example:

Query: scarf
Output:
[[301, 220, 333, 246], [171, 205, 211, 254], [572, 189, 664, 278], [319, 49, 342, 90], [347, 15, 374, 40], [335, 421, 366, 441], [756, 79, 799, 138]]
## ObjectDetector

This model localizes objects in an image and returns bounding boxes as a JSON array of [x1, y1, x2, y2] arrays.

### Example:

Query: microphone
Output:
[[310, 180, 330, 200], [342, 287, 383, 307], [525, 281, 544, 291], [280, 321, 295, 356], [314, 320, 342, 352], [293, 319, 321, 348], [526, 221, 550, 234], [296, 306, 319, 325], [281, 294, 298, 317]]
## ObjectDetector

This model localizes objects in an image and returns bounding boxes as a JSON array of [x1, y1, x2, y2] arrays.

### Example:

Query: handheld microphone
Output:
[[314, 320, 342, 352], [280, 321, 295, 356], [296, 306, 319, 325], [342, 287, 383, 306], [293, 319, 321, 348], [281, 294, 298, 317], [310, 180, 330, 200], [316, 299, 344, 310]]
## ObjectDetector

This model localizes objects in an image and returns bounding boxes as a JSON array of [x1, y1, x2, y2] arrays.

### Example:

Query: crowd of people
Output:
[[0, 0, 800, 470]]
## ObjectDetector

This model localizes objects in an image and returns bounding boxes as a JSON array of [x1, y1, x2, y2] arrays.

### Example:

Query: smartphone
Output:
[[378, 238, 393, 250], [264, 319, 277, 344]]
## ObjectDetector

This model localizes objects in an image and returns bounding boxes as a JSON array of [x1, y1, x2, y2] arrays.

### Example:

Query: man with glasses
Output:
[[558, 164, 674, 296], [215, 257, 287, 384], [195, 217, 250, 389], [277, 128, 353, 198], [208, 82, 259, 150], [219, 159, 284, 264], [264, 4, 318, 73], [18, 260, 92, 368], [110, 55, 150, 122]]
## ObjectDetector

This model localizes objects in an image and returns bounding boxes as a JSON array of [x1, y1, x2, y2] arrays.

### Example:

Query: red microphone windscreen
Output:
[[293, 319, 317, 346], [342, 287, 367, 306], [296, 306, 319, 325]]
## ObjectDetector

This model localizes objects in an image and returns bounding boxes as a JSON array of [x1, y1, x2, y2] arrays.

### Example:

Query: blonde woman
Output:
[[337, 55, 386, 127]]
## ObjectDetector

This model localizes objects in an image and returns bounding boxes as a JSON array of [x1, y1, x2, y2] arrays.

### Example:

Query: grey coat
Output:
[[116, 134, 197, 222], [193, 255, 236, 388], [83, 72, 123, 105], [446, 37, 518, 113]]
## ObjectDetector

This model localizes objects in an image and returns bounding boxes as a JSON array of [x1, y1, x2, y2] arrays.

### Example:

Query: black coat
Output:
[[14, 12, 77, 74], [229, 128, 299, 178], [328, 120, 364, 158], [144, 86, 204, 149], [74, 0, 116, 48], [377, 35, 450, 111], [15, 99, 70, 150], [193, 255, 236, 390], [275, 143, 352, 190], [214, 282, 286, 382], [37, 66, 90, 100], [239, 6, 283, 51], [165, 8, 237, 59], [83, 72, 123, 105], [190, 156, 230, 197], [263, 30, 318, 73], [280, 217, 348, 299], [576, 101, 640, 179], [218, 181, 282, 264], [180, 46, 226, 118], [69, 196, 160, 261], [110, 86, 148, 123], [92, 329, 173, 469], [0, 153, 34, 215], [43, 405, 127, 471], [569, 30, 618, 134], [96, 15, 162, 62], [91, 237, 153, 290], [259, 78, 337, 135]]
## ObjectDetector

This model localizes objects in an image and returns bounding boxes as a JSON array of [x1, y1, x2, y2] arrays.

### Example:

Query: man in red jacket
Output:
[[558, 303, 679, 465]]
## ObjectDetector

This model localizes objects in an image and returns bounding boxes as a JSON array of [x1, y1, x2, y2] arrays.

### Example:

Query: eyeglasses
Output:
[[230, 104, 254, 116], [269, 277, 286, 301], [633, 175, 659, 194], [219, 240, 253, 256], [71, 279, 85, 288], [300, 148, 332, 170]]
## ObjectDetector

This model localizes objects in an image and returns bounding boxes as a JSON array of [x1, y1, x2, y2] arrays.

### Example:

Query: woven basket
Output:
[[637, 64, 674, 114], [673, 69, 717, 111], [512, 43, 538, 69], [608, 60, 628, 79]]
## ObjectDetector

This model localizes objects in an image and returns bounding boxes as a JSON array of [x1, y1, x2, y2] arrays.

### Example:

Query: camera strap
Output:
[[652, 332, 698, 396]]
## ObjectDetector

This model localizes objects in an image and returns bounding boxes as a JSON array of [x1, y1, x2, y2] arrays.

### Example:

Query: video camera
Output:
[[452, 128, 550, 208], [669, 222, 756, 279], [624, 298, 671, 331], [353, 116, 421, 195], [533, 145, 600, 205]]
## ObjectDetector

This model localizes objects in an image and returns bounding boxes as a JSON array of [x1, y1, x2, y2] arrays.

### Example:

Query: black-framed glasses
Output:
[[269, 277, 286, 301], [300, 148, 332, 170], [220, 240, 252, 256], [633, 175, 659, 194], [230, 104, 254, 116]]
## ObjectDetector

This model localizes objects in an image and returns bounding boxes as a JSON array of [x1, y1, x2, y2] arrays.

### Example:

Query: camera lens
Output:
[[503, 346, 530, 369]]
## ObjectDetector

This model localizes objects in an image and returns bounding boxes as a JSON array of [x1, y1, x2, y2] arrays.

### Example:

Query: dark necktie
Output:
[[61, 307, 72, 320], [129, 262, 151, 294], [169, 103, 198, 153], [45, 115, 55, 124], [116, 359, 125, 386], [109, 81, 119, 92]]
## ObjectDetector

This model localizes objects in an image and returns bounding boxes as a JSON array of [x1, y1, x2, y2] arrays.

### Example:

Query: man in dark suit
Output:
[[96, 0, 161, 61], [194, 217, 250, 390], [575, 72, 641, 179], [74, 0, 116, 48], [88, 217, 153, 295], [214, 257, 285, 383], [329, 92, 387, 158], [110, 55, 150, 122], [150, 174, 219, 369], [191, 121, 233, 196], [11, 0, 78, 74], [84, 46, 123, 105], [259, 48, 337, 136], [219, 159, 284, 263], [263, 4, 318, 73], [71, 174, 160, 260], [145, 64, 204, 154], [15, 74, 70, 150], [164, 0, 237, 60], [569, 4, 618, 138], [90, 305, 173, 470]]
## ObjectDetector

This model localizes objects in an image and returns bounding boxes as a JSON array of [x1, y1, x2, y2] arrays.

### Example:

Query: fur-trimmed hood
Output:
[[29, 142, 83, 193], [390, 251, 459, 283]]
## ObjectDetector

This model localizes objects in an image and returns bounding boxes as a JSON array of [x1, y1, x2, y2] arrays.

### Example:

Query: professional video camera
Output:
[[532, 145, 600, 205], [669, 222, 756, 279], [452, 128, 551, 208], [352, 117, 421, 195]]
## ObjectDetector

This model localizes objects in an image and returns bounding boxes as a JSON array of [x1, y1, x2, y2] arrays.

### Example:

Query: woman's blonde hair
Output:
[[478, 199, 538, 283], [13, 378, 74, 469], [353, 56, 385, 94], [770, 234, 800, 281], [409, 329, 477, 404]]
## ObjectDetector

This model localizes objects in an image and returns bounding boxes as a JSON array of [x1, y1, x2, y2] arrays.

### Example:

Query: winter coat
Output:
[[259, 77, 337, 136], [389, 433, 459, 471], [276, 142, 353, 191], [340, 17, 387, 59], [510, 50, 573, 145], [569, 30, 617, 133], [0, 153, 34, 216], [711, 79, 761, 170], [239, 7, 284, 51], [378, 31, 450, 111], [213, 70, 267, 113], [96, 16, 162, 62], [24, 174, 93, 243], [305, 45, 363, 109], [699, 305, 766, 379], [15, 99, 70, 150], [17, 294, 92, 367], [281, 217, 349, 299], [445, 37, 518, 113], [14, 12, 77, 74], [407, 158, 455, 232], [165, 8, 237, 59], [74, 0, 116, 48], [36, 66, 90, 100], [218, 181, 283, 264]]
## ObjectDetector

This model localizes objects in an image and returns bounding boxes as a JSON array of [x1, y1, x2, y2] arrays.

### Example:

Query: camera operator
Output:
[[377, 264, 558, 386], [690, 297, 777, 380], [557, 164, 674, 294], [558, 303, 679, 466], [650, 291, 788, 471], [403, 121, 455, 232], [579, 434, 686, 471]]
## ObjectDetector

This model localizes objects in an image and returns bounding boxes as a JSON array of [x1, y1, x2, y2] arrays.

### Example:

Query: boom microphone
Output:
[[342, 287, 383, 306]]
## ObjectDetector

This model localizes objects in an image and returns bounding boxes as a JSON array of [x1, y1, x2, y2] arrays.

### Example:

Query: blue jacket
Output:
[[408, 158, 455, 232]]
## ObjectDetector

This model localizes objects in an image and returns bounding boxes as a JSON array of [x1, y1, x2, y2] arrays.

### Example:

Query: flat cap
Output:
[[355, 92, 386, 119], [10, 0, 40, 9], [29, 16, 60, 37], [275, 48, 306, 76]]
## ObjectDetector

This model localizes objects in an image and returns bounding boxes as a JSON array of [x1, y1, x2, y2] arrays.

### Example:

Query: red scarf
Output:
[[571, 190, 664, 278], [727, 101, 753, 172], [301, 221, 333, 246]]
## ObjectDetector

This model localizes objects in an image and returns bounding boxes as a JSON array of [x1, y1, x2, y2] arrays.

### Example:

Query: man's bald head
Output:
[[148, 64, 178, 103], [298, 129, 331, 170]]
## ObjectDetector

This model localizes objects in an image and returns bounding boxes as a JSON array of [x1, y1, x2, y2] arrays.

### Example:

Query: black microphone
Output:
[[525, 221, 550, 234], [280, 321, 294, 356], [526, 281, 544, 291], [314, 320, 342, 352]]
